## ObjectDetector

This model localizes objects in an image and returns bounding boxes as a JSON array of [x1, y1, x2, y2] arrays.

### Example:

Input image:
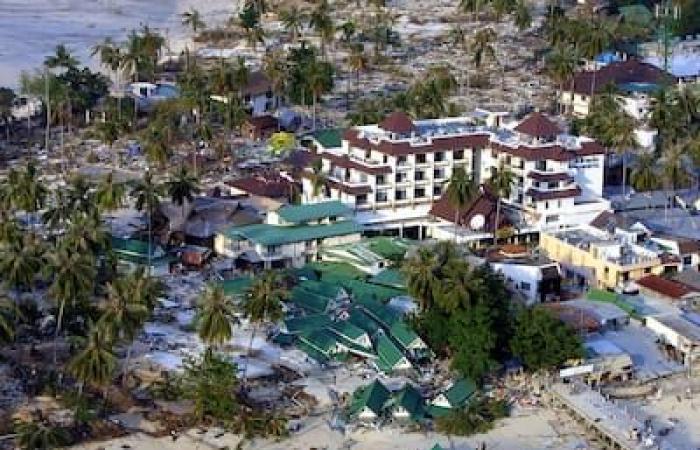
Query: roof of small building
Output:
[[392, 384, 426, 421], [567, 59, 669, 95], [277, 201, 351, 224], [241, 71, 272, 97], [514, 112, 562, 138], [243, 114, 279, 130], [290, 287, 332, 313], [379, 111, 416, 134], [390, 321, 423, 349], [312, 128, 343, 149], [299, 328, 338, 355], [221, 277, 253, 297], [285, 314, 333, 334], [227, 174, 296, 199], [430, 185, 509, 233], [636, 275, 698, 300], [370, 268, 406, 289], [444, 378, 477, 407], [222, 220, 361, 246], [347, 380, 392, 418], [375, 333, 409, 372], [327, 320, 368, 342]]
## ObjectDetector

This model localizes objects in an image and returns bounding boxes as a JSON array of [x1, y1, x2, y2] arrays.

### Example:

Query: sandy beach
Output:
[[0, 0, 237, 88], [73, 408, 584, 450]]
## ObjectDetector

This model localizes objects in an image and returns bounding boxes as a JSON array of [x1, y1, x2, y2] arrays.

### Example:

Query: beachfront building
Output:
[[210, 71, 282, 117], [646, 314, 700, 373], [540, 225, 682, 289], [558, 59, 668, 120], [214, 201, 362, 269], [300, 111, 608, 238], [111, 236, 172, 276]]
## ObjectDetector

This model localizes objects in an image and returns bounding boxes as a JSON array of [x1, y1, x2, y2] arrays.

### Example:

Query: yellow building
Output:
[[540, 226, 678, 289]]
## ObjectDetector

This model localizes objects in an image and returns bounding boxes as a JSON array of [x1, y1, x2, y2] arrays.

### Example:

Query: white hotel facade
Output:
[[301, 111, 609, 240]]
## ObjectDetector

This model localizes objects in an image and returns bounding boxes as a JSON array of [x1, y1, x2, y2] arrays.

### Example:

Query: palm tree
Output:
[[44, 44, 79, 69], [402, 247, 438, 312], [67, 322, 116, 394], [46, 247, 96, 363], [62, 213, 110, 256], [17, 162, 48, 226], [196, 284, 236, 348], [95, 171, 126, 213], [471, 28, 497, 84], [631, 153, 660, 192], [14, 420, 71, 450], [98, 275, 149, 386], [580, 19, 615, 97], [546, 45, 578, 114], [662, 143, 692, 221], [91, 38, 124, 117], [165, 165, 200, 221], [514, 0, 532, 31], [309, 158, 327, 200], [42, 190, 73, 231], [181, 8, 206, 34], [347, 43, 369, 98], [262, 49, 287, 112], [448, 25, 470, 97], [143, 123, 172, 167], [446, 167, 477, 242], [0, 233, 46, 296], [66, 174, 94, 215], [0, 292, 22, 342], [131, 171, 163, 275], [279, 6, 306, 42], [96, 119, 123, 167], [309, 0, 334, 57], [488, 162, 515, 246], [608, 114, 638, 197], [242, 271, 287, 386], [307, 60, 332, 130]]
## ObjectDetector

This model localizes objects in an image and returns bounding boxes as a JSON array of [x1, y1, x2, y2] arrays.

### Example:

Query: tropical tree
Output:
[[165, 165, 200, 220], [179, 351, 239, 422], [347, 43, 369, 98], [608, 113, 638, 197], [67, 322, 116, 393], [513, 0, 532, 31], [309, 0, 334, 57], [307, 60, 334, 130], [402, 247, 438, 312], [488, 162, 515, 245], [131, 171, 163, 274], [46, 247, 96, 363], [0, 87, 14, 142], [446, 167, 477, 241], [280, 6, 306, 42], [630, 152, 660, 192], [471, 28, 497, 79], [95, 171, 126, 213], [580, 19, 616, 97], [510, 306, 583, 371], [309, 158, 327, 200], [44, 44, 79, 69], [242, 271, 287, 386], [0, 233, 46, 295], [181, 8, 206, 34], [546, 45, 578, 114], [0, 292, 22, 342], [13, 420, 72, 450], [42, 190, 73, 231], [662, 144, 692, 217], [196, 284, 236, 349], [268, 132, 296, 155], [98, 275, 149, 385]]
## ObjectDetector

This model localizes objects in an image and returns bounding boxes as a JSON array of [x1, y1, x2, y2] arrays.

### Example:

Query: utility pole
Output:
[[655, 1, 681, 76]]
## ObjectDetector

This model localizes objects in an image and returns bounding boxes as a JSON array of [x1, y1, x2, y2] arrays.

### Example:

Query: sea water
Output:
[[0, 0, 234, 88]]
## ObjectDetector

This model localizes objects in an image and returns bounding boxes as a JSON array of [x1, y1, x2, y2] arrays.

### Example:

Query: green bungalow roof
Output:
[[335, 334, 378, 359], [312, 128, 342, 149], [304, 262, 365, 283], [347, 308, 382, 336], [277, 201, 350, 224], [366, 237, 411, 260], [445, 378, 477, 408], [587, 289, 618, 303], [375, 333, 410, 373], [272, 332, 296, 345], [327, 320, 368, 342], [298, 280, 345, 299], [389, 321, 423, 350], [222, 220, 361, 247], [347, 380, 391, 418], [426, 405, 451, 418], [355, 296, 401, 328], [299, 329, 338, 355], [370, 268, 406, 289], [344, 279, 404, 303], [297, 341, 330, 364], [111, 237, 166, 262], [619, 4, 652, 26], [290, 287, 331, 313], [430, 445, 446, 450], [284, 314, 332, 334], [221, 277, 253, 297], [392, 384, 426, 421]]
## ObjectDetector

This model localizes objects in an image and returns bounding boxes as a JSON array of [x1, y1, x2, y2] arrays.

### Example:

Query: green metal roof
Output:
[[298, 280, 345, 299], [392, 384, 426, 421], [445, 378, 476, 407], [327, 320, 368, 343], [304, 262, 365, 283], [430, 444, 447, 450], [277, 201, 350, 224], [284, 314, 332, 334], [426, 405, 451, 418], [347, 307, 382, 336], [111, 236, 165, 260], [297, 341, 330, 364], [375, 333, 409, 373], [366, 237, 412, 261], [390, 321, 423, 349], [370, 268, 406, 289], [222, 220, 361, 246], [312, 128, 342, 149], [290, 287, 332, 313], [587, 289, 618, 303], [344, 279, 405, 304], [355, 296, 401, 328], [221, 277, 253, 297], [299, 329, 338, 355], [347, 380, 391, 418]]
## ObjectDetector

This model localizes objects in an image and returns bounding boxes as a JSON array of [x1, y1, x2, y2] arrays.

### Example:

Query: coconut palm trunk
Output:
[[53, 299, 67, 364], [242, 323, 257, 390], [493, 198, 501, 246]]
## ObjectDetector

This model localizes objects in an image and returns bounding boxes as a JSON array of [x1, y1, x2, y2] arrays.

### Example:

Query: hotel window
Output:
[[383, 155, 388, 163], [454, 150, 464, 160], [416, 154, 427, 164], [376, 175, 386, 185], [433, 185, 442, 196], [395, 172, 408, 183], [376, 190, 388, 202], [548, 181, 557, 189], [398, 156, 408, 165], [520, 281, 531, 291], [415, 170, 425, 181], [545, 215, 559, 223], [356, 194, 368, 205], [414, 187, 426, 198], [434, 151, 445, 162], [365, 150, 371, 159], [396, 190, 407, 200], [434, 168, 444, 179], [536, 160, 546, 171]]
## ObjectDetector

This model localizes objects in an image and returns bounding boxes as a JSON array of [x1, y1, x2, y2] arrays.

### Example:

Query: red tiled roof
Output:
[[636, 275, 697, 300], [241, 71, 272, 97], [379, 111, 415, 134], [527, 171, 574, 182], [590, 210, 619, 230], [567, 59, 669, 95], [300, 171, 372, 195], [526, 187, 581, 201], [227, 174, 295, 198], [244, 115, 278, 130], [429, 185, 510, 232], [514, 112, 562, 138], [576, 141, 606, 156], [320, 152, 392, 175], [678, 240, 700, 255]]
